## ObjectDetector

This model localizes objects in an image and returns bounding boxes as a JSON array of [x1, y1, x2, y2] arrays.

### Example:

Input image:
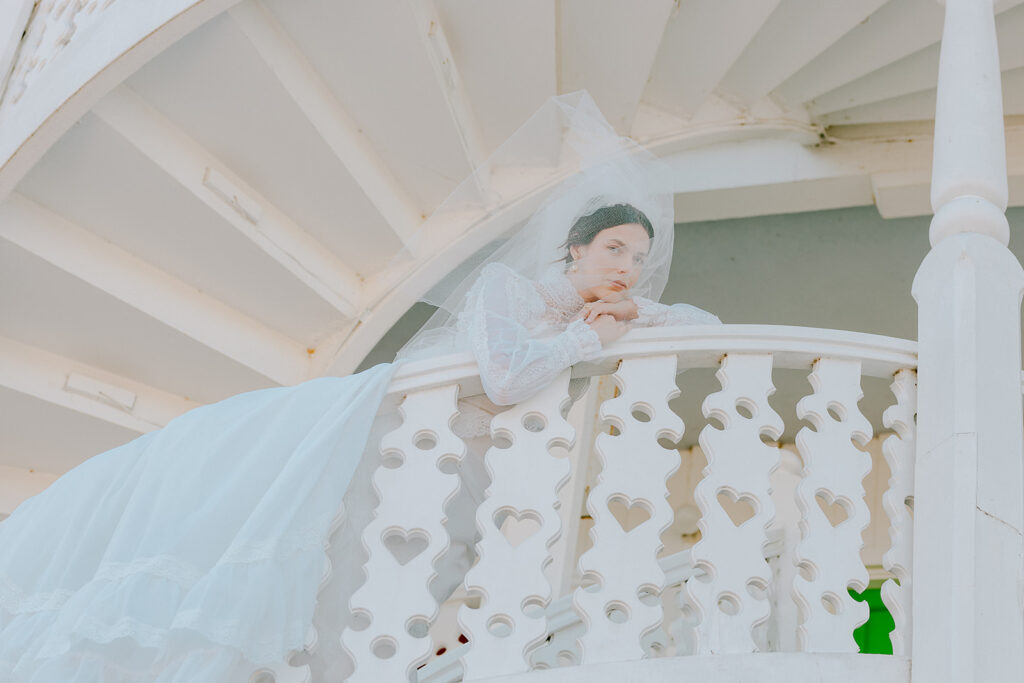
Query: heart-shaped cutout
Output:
[[717, 489, 756, 527], [494, 508, 541, 547], [815, 490, 850, 528], [608, 496, 652, 533], [382, 528, 429, 566]]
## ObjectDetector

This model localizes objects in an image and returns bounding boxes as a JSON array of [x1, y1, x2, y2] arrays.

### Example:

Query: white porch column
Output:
[[911, 0, 1024, 681]]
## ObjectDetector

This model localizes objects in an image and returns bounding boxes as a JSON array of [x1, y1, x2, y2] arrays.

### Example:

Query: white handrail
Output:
[[384, 324, 918, 409]]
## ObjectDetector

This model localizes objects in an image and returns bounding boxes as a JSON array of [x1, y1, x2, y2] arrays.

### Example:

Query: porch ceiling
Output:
[[1, 0, 1022, 477]]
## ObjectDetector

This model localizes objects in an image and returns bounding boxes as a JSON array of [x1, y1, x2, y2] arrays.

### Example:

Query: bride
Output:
[[0, 93, 717, 682]]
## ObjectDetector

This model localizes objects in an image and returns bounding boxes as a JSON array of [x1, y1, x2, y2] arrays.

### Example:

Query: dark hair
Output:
[[561, 203, 654, 264]]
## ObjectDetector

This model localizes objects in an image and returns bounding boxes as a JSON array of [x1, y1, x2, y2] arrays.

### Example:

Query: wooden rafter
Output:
[[229, 0, 424, 248], [0, 333, 199, 434], [0, 194, 310, 386], [92, 85, 365, 318]]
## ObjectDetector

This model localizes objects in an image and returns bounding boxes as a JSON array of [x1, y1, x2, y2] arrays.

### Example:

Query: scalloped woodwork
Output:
[[574, 354, 683, 664], [793, 358, 873, 652], [457, 371, 574, 680], [341, 384, 465, 681], [684, 353, 783, 654], [881, 368, 917, 656]]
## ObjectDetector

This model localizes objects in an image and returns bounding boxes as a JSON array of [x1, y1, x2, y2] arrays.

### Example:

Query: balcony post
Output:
[[911, 0, 1024, 680]]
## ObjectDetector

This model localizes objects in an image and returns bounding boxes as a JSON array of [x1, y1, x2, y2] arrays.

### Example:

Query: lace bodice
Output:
[[456, 263, 720, 406]]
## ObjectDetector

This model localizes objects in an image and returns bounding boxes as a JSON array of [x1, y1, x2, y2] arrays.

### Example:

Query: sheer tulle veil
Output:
[[397, 91, 676, 361]]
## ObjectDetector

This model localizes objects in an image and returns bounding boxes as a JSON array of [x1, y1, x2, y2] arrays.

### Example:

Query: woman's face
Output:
[[568, 223, 651, 302]]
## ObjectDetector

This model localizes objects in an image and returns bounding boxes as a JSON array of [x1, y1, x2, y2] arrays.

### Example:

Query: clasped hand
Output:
[[576, 298, 638, 345]]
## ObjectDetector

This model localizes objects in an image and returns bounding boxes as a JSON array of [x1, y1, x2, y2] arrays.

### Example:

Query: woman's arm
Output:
[[630, 295, 722, 327], [464, 265, 603, 405]]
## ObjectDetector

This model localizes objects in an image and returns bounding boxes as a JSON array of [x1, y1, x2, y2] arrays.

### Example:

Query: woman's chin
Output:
[[594, 287, 626, 302]]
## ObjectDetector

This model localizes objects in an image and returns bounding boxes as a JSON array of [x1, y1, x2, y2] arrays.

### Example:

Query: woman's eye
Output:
[[608, 245, 620, 253]]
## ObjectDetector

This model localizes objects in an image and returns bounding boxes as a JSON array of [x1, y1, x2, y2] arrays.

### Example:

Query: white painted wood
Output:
[[0, 194, 309, 386], [575, 355, 682, 664], [916, 29, 1024, 677], [558, 0, 677, 133], [810, 47, 940, 118], [1, 0, 122, 108], [811, 4, 1024, 117], [718, 0, 889, 106], [406, 0, 487, 171], [821, 90, 939, 128], [64, 372, 137, 413], [793, 358, 872, 653], [871, 169, 933, 220], [644, 0, 781, 119], [912, 233, 1024, 682], [777, 0, 945, 107], [251, 662, 310, 683], [911, 2, 1024, 663], [385, 326, 918, 411], [685, 353, 783, 653], [457, 371, 574, 680], [229, 0, 423, 247], [545, 376, 609, 598], [432, 0, 556, 154], [452, 653, 910, 683], [766, 448, 803, 652], [0, 464, 59, 516], [342, 384, 465, 681], [0, 0, 242, 201], [930, 0, 1009, 245], [91, 85, 364, 317], [881, 368, 916, 657], [0, 0, 35, 102]]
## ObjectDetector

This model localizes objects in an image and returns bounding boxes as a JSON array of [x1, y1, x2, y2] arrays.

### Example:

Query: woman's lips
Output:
[[609, 280, 627, 290]]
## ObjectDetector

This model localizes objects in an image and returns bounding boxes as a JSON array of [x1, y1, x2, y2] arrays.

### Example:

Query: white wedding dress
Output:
[[0, 261, 717, 682]]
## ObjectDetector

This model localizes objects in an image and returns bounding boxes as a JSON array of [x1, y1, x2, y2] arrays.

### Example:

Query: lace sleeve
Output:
[[632, 295, 722, 327], [463, 265, 602, 405]]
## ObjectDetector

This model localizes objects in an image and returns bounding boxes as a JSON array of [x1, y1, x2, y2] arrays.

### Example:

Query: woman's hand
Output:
[[587, 314, 629, 345], [578, 298, 639, 323]]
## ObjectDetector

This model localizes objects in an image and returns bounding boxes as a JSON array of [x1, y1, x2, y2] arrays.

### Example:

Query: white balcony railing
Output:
[[263, 325, 918, 683]]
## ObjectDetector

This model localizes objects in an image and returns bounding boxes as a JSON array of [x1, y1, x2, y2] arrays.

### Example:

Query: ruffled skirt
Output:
[[0, 364, 396, 682]]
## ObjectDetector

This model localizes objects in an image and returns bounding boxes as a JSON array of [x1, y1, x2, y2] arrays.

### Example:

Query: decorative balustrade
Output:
[[263, 325, 917, 682]]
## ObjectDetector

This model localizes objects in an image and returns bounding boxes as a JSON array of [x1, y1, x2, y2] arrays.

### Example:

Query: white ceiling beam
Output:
[[0, 194, 310, 386], [228, 0, 423, 248], [811, 4, 1024, 117], [775, 0, 945, 107], [821, 89, 937, 128], [558, 0, 677, 133], [407, 0, 488, 171], [0, 333, 200, 435], [91, 85, 364, 318], [0, 464, 58, 517], [432, 0, 557, 153], [789, 0, 1024, 106], [663, 137, 876, 222], [718, 0, 889, 107], [823, 65, 1024, 128], [809, 45, 939, 118], [644, 0, 781, 120]]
